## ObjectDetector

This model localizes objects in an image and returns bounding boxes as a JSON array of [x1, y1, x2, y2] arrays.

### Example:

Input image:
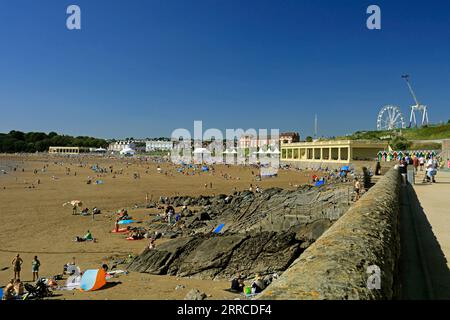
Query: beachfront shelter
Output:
[[80, 269, 107, 292]]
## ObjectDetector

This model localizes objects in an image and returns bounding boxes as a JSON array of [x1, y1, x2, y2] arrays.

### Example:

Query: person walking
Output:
[[353, 178, 361, 201], [399, 158, 408, 186], [12, 254, 23, 281], [413, 156, 419, 173], [32, 256, 41, 282], [419, 156, 425, 171]]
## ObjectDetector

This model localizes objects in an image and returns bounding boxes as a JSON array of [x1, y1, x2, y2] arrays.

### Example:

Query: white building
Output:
[[145, 140, 174, 152], [108, 141, 136, 152]]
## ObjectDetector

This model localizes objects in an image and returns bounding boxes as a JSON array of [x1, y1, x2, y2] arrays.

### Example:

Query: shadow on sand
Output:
[[97, 281, 122, 291], [399, 184, 450, 299]]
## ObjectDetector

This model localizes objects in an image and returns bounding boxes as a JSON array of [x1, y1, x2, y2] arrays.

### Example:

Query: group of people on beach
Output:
[[2, 254, 41, 300], [10, 254, 41, 282], [230, 272, 278, 296]]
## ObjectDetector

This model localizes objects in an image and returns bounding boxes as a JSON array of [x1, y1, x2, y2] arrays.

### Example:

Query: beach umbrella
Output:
[[63, 200, 83, 207], [341, 166, 350, 171], [80, 269, 107, 292]]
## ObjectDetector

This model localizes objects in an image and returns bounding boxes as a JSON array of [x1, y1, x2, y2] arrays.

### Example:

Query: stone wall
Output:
[[258, 167, 401, 300]]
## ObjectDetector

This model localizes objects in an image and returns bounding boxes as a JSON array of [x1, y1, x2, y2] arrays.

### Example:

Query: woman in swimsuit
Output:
[[12, 254, 23, 280]]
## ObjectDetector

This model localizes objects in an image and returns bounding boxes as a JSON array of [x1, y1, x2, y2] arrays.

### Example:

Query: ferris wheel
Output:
[[377, 105, 406, 130]]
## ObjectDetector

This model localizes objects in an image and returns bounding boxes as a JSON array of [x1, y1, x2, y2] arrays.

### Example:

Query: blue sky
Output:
[[0, 0, 449, 139]]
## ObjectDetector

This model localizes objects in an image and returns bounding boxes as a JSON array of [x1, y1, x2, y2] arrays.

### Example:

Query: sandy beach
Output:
[[0, 154, 314, 299]]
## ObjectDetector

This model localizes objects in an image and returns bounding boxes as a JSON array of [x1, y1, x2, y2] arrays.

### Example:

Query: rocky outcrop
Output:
[[149, 184, 352, 237], [127, 231, 302, 280], [258, 167, 401, 300], [129, 183, 353, 281]]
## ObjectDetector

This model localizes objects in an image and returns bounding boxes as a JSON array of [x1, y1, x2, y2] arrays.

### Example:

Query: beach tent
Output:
[[80, 269, 107, 292]]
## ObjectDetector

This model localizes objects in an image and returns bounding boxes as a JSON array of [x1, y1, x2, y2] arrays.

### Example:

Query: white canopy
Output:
[[193, 148, 211, 154], [223, 148, 238, 154], [268, 148, 281, 154]]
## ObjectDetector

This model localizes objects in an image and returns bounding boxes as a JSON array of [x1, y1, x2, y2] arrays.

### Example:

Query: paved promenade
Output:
[[413, 170, 450, 268], [410, 169, 450, 299]]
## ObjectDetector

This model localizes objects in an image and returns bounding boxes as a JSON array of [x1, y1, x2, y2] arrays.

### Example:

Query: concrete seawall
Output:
[[258, 167, 401, 300]]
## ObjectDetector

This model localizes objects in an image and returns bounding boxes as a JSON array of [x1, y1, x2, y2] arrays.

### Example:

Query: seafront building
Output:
[[48, 146, 90, 154], [280, 132, 300, 144], [280, 139, 388, 167], [238, 134, 279, 149], [145, 140, 174, 152], [108, 140, 136, 153]]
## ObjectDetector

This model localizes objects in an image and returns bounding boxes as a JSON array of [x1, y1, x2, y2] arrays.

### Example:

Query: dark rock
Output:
[[194, 212, 211, 221], [128, 232, 303, 280]]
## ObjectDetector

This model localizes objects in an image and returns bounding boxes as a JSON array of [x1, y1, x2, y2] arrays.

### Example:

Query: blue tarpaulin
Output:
[[213, 223, 225, 233], [341, 166, 350, 171], [315, 180, 325, 187]]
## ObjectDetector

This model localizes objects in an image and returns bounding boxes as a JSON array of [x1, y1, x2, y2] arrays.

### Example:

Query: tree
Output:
[[305, 136, 313, 142], [390, 136, 411, 151]]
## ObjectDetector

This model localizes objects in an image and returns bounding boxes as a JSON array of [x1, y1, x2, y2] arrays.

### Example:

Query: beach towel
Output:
[[214, 223, 225, 234], [118, 219, 135, 225], [315, 180, 325, 187]]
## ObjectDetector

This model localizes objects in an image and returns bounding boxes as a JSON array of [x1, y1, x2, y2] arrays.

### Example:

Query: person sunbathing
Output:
[[2, 279, 15, 300], [75, 230, 94, 242], [84, 230, 93, 240], [13, 279, 24, 297]]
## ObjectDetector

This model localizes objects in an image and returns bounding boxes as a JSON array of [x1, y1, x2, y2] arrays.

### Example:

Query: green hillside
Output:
[[337, 123, 450, 141]]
